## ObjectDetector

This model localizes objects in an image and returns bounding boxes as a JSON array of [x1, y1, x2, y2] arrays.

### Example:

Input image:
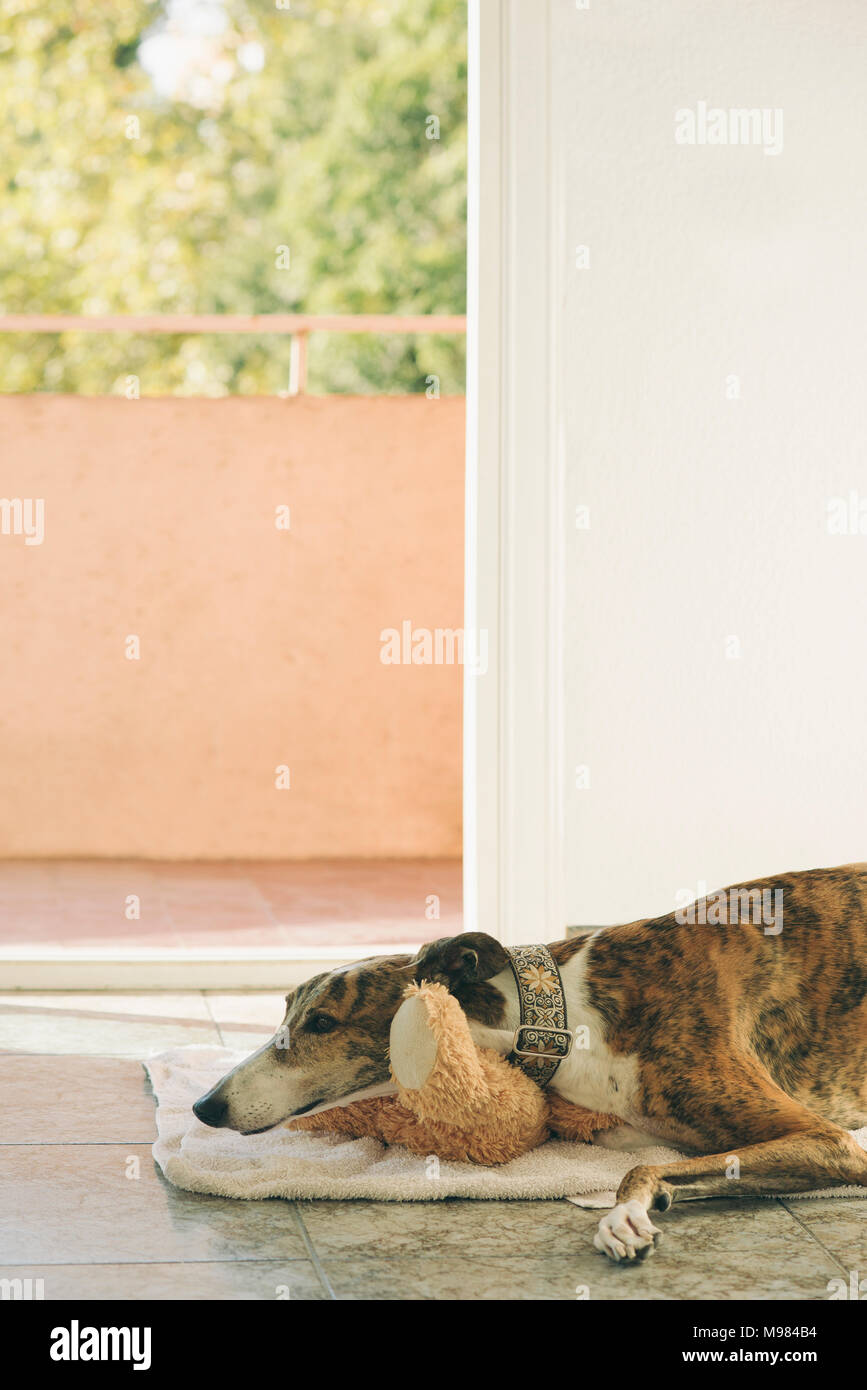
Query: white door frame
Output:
[[464, 0, 566, 946]]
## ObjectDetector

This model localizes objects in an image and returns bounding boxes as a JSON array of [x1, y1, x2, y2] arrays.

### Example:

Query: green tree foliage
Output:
[[0, 0, 467, 394]]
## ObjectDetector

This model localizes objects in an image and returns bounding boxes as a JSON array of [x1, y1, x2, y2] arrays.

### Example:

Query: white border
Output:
[[464, 0, 564, 945]]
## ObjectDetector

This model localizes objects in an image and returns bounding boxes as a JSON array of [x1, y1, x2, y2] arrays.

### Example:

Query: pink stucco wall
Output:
[[0, 396, 464, 858]]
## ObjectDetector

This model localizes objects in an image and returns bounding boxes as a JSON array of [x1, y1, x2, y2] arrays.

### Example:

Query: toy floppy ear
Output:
[[413, 932, 510, 989]]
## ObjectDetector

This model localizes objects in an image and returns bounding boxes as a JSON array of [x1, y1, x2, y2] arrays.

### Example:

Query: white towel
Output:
[[144, 1046, 867, 1207]]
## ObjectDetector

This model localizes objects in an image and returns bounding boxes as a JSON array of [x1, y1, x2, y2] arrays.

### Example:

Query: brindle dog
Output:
[[194, 862, 867, 1260]]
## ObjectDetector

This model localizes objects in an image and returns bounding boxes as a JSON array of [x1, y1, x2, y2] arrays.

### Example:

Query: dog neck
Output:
[[458, 963, 522, 1054], [457, 939, 596, 1072]]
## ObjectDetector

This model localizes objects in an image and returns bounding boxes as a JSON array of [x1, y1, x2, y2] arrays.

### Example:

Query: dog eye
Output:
[[307, 1014, 336, 1033]]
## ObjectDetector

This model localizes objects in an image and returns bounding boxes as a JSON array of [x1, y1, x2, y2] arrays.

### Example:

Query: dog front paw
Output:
[[593, 1200, 662, 1262]]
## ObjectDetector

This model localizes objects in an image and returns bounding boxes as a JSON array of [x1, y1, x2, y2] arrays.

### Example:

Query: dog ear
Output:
[[413, 933, 510, 989]]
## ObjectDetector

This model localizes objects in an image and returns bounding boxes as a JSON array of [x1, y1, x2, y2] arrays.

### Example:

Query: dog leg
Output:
[[594, 1087, 867, 1261]]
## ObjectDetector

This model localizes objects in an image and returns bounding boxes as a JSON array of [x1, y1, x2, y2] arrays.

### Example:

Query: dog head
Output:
[[192, 953, 415, 1134], [192, 934, 510, 1134]]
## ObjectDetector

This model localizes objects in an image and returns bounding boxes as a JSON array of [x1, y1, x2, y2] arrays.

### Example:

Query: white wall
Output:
[[555, 0, 867, 924]]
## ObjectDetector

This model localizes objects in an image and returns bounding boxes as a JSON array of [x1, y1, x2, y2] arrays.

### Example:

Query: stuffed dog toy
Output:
[[288, 981, 619, 1163]]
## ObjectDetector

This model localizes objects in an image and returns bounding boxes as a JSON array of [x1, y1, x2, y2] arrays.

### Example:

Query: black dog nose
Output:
[[193, 1093, 229, 1128]]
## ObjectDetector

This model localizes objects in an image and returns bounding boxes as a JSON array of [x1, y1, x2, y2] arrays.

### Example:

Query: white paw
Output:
[[593, 1199, 662, 1262]]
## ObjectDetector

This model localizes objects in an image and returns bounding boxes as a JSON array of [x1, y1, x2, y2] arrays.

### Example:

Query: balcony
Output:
[[0, 315, 465, 983]]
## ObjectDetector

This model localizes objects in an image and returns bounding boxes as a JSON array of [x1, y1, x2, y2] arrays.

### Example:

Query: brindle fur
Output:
[[581, 864, 867, 1236], [582, 864, 867, 1148], [280, 954, 416, 1097], [421, 863, 867, 1248]]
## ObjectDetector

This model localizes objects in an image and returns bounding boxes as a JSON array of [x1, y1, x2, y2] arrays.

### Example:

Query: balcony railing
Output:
[[0, 314, 468, 395]]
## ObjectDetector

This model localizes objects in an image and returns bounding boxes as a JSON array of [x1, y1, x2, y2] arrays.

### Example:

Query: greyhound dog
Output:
[[193, 862, 867, 1261]]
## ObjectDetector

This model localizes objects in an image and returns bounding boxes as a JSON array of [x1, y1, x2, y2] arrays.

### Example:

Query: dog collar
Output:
[[506, 943, 573, 1087]]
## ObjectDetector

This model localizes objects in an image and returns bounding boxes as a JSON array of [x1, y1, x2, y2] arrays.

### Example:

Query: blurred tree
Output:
[[0, 0, 467, 394]]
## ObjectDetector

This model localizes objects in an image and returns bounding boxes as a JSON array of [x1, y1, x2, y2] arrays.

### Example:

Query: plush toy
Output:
[[288, 981, 620, 1164]]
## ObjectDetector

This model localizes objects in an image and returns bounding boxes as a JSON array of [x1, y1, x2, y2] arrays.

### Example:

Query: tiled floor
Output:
[[0, 858, 461, 950], [1, 991, 864, 1300]]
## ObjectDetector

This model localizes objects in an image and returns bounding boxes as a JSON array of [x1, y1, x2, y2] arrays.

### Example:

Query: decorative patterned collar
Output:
[[506, 943, 573, 1087]]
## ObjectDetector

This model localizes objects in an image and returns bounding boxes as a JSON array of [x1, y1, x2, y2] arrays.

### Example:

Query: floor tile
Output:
[[204, 993, 287, 1027], [204, 992, 285, 1050], [573, 1197, 848, 1300], [0, 993, 219, 1056], [0, 1056, 157, 1143], [780, 1197, 867, 1272], [0, 1146, 308, 1264], [317, 1199, 842, 1301], [300, 1197, 598, 1260], [321, 1255, 578, 1300], [0, 1261, 327, 1301]]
